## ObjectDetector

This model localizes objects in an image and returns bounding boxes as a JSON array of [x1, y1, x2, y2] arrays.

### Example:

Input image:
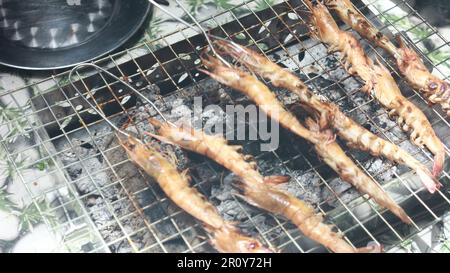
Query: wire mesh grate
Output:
[[0, 0, 449, 253]]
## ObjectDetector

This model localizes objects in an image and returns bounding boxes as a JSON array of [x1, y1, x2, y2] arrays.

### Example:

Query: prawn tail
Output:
[[383, 199, 411, 224], [432, 151, 446, 178], [289, 207, 355, 253], [355, 245, 384, 253], [416, 167, 442, 194]]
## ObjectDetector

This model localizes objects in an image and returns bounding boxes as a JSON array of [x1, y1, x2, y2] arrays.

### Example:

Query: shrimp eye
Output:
[[248, 241, 258, 250]]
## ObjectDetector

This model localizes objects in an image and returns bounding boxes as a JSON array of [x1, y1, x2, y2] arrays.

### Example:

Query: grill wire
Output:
[[1, 0, 449, 253]]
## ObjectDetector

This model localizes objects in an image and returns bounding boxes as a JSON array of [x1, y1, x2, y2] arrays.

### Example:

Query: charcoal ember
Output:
[[216, 199, 252, 222], [88, 197, 113, 226], [201, 84, 230, 105], [130, 230, 158, 252], [162, 236, 190, 253], [72, 157, 108, 194], [340, 75, 362, 93], [322, 55, 340, 70], [239, 214, 284, 243], [200, 107, 228, 133], [321, 177, 353, 207], [286, 171, 322, 205], [211, 172, 236, 202], [373, 113, 397, 131], [211, 173, 251, 221], [364, 158, 397, 183], [399, 140, 428, 163], [347, 109, 369, 127], [170, 146, 189, 170], [275, 87, 300, 106], [111, 240, 134, 253], [170, 98, 192, 121]]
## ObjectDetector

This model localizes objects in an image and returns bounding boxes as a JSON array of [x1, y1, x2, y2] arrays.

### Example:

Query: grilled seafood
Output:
[[118, 133, 272, 253], [201, 47, 410, 221], [326, 0, 450, 116], [212, 39, 440, 193], [304, 0, 446, 177], [200, 54, 332, 145], [305, 118, 411, 223], [147, 118, 379, 253]]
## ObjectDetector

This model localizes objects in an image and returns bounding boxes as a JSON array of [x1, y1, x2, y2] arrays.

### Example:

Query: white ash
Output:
[[363, 158, 398, 183], [211, 175, 234, 202], [170, 100, 193, 121], [216, 199, 252, 222], [344, 109, 369, 127], [275, 87, 300, 106], [199, 107, 229, 133], [287, 171, 322, 205], [212, 173, 253, 222], [88, 197, 113, 225], [321, 177, 353, 208], [373, 113, 398, 132], [70, 158, 109, 195]]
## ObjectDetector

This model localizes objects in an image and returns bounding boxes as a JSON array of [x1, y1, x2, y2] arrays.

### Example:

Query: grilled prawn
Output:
[[201, 49, 410, 221], [212, 39, 440, 193], [305, 0, 446, 177], [305, 118, 411, 223], [118, 134, 272, 253], [200, 54, 332, 145], [326, 0, 450, 116], [147, 118, 379, 253]]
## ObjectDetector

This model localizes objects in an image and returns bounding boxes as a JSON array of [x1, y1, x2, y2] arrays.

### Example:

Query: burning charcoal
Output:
[[89, 198, 113, 226], [275, 87, 300, 106], [110, 239, 134, 253], [239, 214, 273, 235], [287, 171, 322, 205], [200, 107, 227, 132], [218, 199, 253, 222], [71, 158, 108, 194], [363, 158, 397, 183], [211, 172, 235, 202], [373, 113, 397, 131], [323, 55, 340, 70], [321, 177, 352, 207]]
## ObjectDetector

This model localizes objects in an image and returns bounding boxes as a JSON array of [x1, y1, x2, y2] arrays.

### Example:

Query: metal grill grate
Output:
[[1, 0, 449, 253]]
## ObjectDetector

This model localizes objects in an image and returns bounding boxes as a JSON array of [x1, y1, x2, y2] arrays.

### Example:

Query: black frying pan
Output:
[[0, 0, 151, 70]]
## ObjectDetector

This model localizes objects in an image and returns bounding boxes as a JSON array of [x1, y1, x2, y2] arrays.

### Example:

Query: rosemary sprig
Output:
[[0, 102, 32, 142], [254, 0, 275, 11], [0, 189, 18, 213], [379, 13, 450, 69], [19, 199, 57, 232], [186, 0, 206, 16], [0, 147, 27, 186], [213, 0, 234, 10]]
